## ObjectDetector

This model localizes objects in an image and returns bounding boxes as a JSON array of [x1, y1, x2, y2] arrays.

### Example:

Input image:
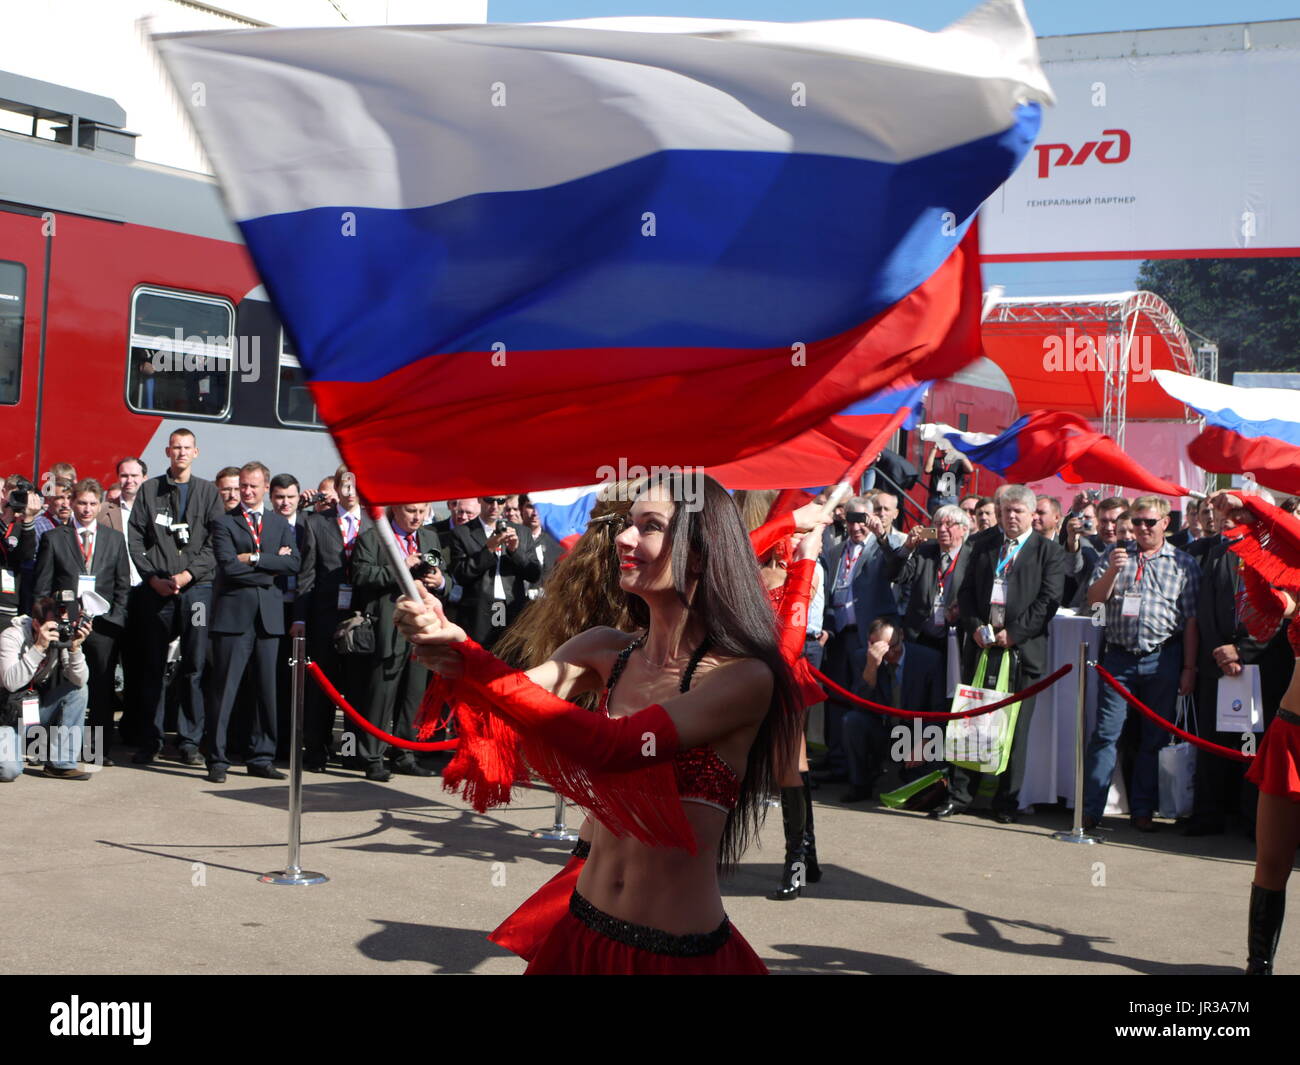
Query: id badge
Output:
[[77, 573, 96, 598], [22, 695, 39, 729], [0, 569, 14, 594], [337, 584, 353, 610], [1122, 592, 1142, 618], [155, 511, 172, 528], [931, 598, 946, 625], [990, 579, 1007, 606]]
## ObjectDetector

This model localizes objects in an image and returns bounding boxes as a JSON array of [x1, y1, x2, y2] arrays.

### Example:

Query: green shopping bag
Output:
[[943, 648, 1021, 775], [880, 769, 948, 810]]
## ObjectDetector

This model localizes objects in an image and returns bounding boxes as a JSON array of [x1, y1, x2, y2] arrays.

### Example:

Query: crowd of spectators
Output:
[[0, 432, 1278, 842], [1, 429, 557, 784]]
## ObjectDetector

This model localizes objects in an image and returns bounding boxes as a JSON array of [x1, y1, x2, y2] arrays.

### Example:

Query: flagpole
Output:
[[371, 506, 424, 602]]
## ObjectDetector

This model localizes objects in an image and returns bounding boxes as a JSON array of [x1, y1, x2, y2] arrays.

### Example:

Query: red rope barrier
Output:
[[306, 661, 459, 752], [808, 661, 1073, 720], [1092, 664, 1252, 764]]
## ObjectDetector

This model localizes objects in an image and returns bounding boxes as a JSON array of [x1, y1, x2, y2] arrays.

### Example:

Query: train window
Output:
[[275, 331, 323, 428], [126, 287, 234, 419], [0, 260, 23, 405]]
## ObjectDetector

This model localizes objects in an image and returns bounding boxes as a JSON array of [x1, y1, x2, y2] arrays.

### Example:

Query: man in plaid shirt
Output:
[[1082, 495, 1200, 832]]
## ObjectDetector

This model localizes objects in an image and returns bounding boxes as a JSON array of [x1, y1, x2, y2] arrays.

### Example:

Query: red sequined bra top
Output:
[[599, 635, 741, 814]]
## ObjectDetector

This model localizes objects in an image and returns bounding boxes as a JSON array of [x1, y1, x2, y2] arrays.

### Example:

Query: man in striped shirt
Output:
[[1083, 495, 1200, 832]]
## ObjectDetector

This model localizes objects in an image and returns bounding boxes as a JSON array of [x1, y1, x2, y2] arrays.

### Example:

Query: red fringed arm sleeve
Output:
[[774, 559, 816, 664], [1226, 495, 1300, 593], [749, 512, 796, 562], [1224, 495, 1300, 641], [429, 639, 698, 853]]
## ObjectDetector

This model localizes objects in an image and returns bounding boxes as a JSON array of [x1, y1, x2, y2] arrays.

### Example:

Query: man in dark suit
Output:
[[933, 484, 1066, 823], [203, 462, 300, 783], [33, 478, 130, 764], [350, 503, 454, 781], [888, 503, 972, 660], [841, 618, 945, 801], [816, 494, 905, 781], [1189, 533, 1291, 836], [98, 457, 148, 744], [448, 495, 541, 648], [127, 429, 224, 765], [298, 466, 371, 771], [519, 494, 562, 597], [268, 473, 316, 760]]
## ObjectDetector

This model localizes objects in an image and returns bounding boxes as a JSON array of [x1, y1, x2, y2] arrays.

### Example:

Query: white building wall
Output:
[[0, 0, 487, 174]]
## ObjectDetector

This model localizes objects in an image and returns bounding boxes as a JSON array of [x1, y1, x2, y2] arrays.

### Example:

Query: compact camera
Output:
[[494, 518, 510, 535], [410, 549, 444, 580]]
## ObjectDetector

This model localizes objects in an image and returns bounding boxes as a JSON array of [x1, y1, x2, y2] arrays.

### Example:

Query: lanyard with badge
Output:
[[990, 539, 1020, 624], [832, 542, 861, 608], [76, 527, 97, 599], [242, 510, 263, 553], [336, 512, 361, 610], [0, 520, 15, 598], [1121, 551, 1149, 620], [932, 550, 959, 625]]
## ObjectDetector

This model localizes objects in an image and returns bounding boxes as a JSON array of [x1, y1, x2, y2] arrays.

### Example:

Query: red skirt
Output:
[[524, 891, 768, 975], [1246, 715, 1300, 800], [488, 855, 586, 962]]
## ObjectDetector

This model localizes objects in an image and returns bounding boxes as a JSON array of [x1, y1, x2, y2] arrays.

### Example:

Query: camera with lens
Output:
[[410, 549, 444, 580], [5, 476, 35, 513], [53, 589, 81, 647], [494, 518, 510, 535]]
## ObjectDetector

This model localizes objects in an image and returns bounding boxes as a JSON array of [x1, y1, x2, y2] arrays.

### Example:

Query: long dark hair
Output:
[[626, 473, 800, 871]]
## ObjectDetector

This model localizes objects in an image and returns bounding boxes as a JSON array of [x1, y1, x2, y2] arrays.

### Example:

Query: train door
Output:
[[0, 207, 48, 481]]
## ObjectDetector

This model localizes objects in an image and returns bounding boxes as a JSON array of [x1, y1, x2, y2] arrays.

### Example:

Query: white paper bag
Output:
[[1157, 695, 1197, 819], [1216, 665, 1264, 733]]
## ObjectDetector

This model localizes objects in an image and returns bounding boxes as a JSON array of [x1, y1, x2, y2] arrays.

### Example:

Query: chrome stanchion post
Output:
[[530, 793, 580, 842], [1053, 640, 1101, 844], [261, 635, 329, 884]]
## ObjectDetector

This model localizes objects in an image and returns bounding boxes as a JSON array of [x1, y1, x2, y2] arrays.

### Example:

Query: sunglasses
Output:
[[482, 497, 509, 504], [1131, 517, 1162, 529]]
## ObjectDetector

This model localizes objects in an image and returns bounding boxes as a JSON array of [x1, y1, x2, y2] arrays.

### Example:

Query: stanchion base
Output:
[[259, 868, 329, 885], [529, 826, 579, 841], [1051, 829, 1102, 845]]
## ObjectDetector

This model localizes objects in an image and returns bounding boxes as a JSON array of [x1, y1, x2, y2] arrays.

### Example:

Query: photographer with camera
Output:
[[1, 475, 39, 623], [447, 494, 542, 650], [349, 502, 454, 780], [1, 594, 95, 781]]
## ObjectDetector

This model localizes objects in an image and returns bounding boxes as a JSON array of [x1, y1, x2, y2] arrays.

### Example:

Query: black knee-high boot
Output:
[[768, 787, 807, 901], [801, 771, 822, 883], [1247, 884, 1286, 974]]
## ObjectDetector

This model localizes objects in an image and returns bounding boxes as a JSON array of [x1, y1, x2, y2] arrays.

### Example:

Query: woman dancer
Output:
[[484, 484, 634, 961], [398, 473, 826, 973], [1206, 490, 1300, 974], [736, 491, 825, 900]]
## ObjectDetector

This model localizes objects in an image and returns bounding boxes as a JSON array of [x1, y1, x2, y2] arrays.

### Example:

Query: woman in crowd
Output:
[[736, 490, 826, 901], [1207, 490, 1300, 975], [397, 473, 826, 973]]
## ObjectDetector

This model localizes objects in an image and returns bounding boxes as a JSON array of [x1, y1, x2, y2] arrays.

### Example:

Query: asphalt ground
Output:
[[0, 742, 1279, 978]]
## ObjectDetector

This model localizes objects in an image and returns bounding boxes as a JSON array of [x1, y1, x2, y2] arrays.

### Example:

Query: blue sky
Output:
[[487, 1, 1295, 296], [487, 0, 1298, 35]]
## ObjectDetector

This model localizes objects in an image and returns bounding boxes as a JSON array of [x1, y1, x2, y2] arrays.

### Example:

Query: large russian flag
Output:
[[154, 4, 1051, 503], [1155, 370, 1300, 494], [920, 411, 1187, 495]]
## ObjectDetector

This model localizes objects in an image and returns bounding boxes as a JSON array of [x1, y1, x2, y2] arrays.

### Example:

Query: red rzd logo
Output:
[[1034, 129, 1130, 178]]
